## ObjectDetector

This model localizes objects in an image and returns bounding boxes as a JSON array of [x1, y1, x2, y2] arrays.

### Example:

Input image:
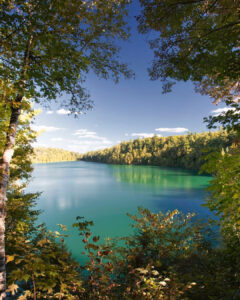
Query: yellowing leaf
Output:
[[18, 290, 32, 300], [37, 238, 50, 247], [6, 255, 15, 264], [7, 283, 18, 295]]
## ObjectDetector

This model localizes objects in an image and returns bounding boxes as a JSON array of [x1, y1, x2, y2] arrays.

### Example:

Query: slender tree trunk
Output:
[[0, 28, 32, 297], [31, 273, 36, 300], [0, 97, 22, 299]]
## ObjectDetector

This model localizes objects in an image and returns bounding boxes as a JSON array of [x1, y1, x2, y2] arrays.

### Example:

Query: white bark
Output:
[[0, 101, 22, 299], [2, 150, 14, 165]]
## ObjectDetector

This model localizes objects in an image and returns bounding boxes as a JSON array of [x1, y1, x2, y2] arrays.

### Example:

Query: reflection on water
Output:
[[111, 164, 210, 189], [28, 161, 211, 261]]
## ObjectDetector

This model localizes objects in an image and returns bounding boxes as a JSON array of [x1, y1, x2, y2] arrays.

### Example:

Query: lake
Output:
[[28, 161, 211, 261]]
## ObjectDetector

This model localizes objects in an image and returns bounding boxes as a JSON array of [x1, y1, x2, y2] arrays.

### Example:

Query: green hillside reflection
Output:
[[110, 165, 211, 190]]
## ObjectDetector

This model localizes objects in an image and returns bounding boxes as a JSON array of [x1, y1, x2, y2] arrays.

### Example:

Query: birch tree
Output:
[[0, 0, 131, 297]]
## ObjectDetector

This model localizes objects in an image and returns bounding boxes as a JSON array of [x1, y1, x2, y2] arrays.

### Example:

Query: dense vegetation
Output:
[[6, 137, 240, 299], [0, 0, 239, 299], [1, 102, 238, 299], [33, 148, 80, 164], [81, 130, 235, 171], [0, 0, 132, 294]]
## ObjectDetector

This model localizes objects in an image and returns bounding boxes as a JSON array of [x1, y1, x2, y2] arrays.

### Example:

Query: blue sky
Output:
[[33, 1, 228, 154]]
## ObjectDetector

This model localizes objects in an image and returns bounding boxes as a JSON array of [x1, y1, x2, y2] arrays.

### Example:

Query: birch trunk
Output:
[[0, 98, 22, 299], [0, 30, 32, 297]]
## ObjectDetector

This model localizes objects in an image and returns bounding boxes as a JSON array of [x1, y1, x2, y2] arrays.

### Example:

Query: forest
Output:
[[81, 130, 236, 171], [0, 0, 239, 299], [1, 104, 239, 299], [33, 148, 80, 164]]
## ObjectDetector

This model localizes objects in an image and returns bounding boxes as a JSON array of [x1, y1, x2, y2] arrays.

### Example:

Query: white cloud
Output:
[[32, 125, 63, 132], [77, 134, 99, 139], [76, 135, 110, 143], [155, 127, 189, 133], [131, 133, 156, 138], [57, 108, 71, 115], [73, 129, 111, 143], [51, 138, 64, 142], [73, 129, 97, 137], [211, 107, 235, 116], [70, 129, 112, 153], [66, 138, 112, 153], [100, 138, 112, 144], [77, 139, 111, 145], [46, 110, 54, 115]]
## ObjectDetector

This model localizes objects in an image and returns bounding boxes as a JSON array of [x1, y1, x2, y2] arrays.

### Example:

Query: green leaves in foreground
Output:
[[7, 224, 83, 299], [5, 206, 240, 299], [202, 143, 240, 231]]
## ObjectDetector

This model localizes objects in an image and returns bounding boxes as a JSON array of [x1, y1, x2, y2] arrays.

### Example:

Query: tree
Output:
[[81, 130, 235, 170], [3, 118, 240, 300], [137, 0, 240, 103], [32, 147, 80, 163], [0, 0, 132, 296], [204, 100, 240, 136], [137, 0, 240, 237], [3, 101, 83, 299], [202, 143, 240, 231]]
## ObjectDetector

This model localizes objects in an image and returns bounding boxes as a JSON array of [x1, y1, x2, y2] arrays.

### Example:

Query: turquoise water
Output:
[[28, 161, 211, 260]]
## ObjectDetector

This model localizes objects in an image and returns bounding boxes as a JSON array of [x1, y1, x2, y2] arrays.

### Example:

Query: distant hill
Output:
[[81, 130, 236, 171], [32, 147, 81, 163]]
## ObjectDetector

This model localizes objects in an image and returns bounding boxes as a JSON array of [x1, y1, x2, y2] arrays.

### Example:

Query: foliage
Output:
[[0, 105, 82, 299], [202, 142, 240, 230], [2, 103, 239, 300], [0, 0, 134, 293], [70, 208, 240, 299], [0, 0, 132, 113], [1, 1, 239, 298], [137, 0, 240, 102], [116, 208, 214, 299], [32, 147, 80, 164], [1, 102, 40, 257], [137, 0, 240, 138], [5, 204, 240, 299], [7, 225, 83, 299], [204, 100, 240, 136], [3, 114, 240, 299], [136, 7, 240, 295], [0, 1, 133, 294], [81, 130, 235, 171], [73, 217, 118, 299], [71, 209, 212, 299]]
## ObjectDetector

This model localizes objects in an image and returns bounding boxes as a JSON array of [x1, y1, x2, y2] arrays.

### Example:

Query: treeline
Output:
[[81, 130, 235, 170], [33, 147, 80, 163], [2, 71, 239, 300], [3, 104, 239, 299]]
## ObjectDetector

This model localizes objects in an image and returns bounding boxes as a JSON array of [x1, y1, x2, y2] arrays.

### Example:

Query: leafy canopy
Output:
[[0, 0, 132, 113], [137, 0, 240, 99]]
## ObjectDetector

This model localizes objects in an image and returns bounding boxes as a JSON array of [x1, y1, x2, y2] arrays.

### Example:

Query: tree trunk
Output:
[[0, 26, 32, 297], [0, 97, 22, 299]]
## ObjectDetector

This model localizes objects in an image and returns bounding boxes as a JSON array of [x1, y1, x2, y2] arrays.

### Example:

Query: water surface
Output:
[[28, 161, 211, 260]]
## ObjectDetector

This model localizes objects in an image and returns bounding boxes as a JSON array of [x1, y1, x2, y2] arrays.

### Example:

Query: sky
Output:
[[32, 1, 228, 154]]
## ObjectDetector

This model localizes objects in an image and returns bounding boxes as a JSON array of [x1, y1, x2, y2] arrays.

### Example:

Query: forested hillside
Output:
[[33, 147, 80, 163], [81, 130, 235, 170], [0, 0, 239, 298]]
